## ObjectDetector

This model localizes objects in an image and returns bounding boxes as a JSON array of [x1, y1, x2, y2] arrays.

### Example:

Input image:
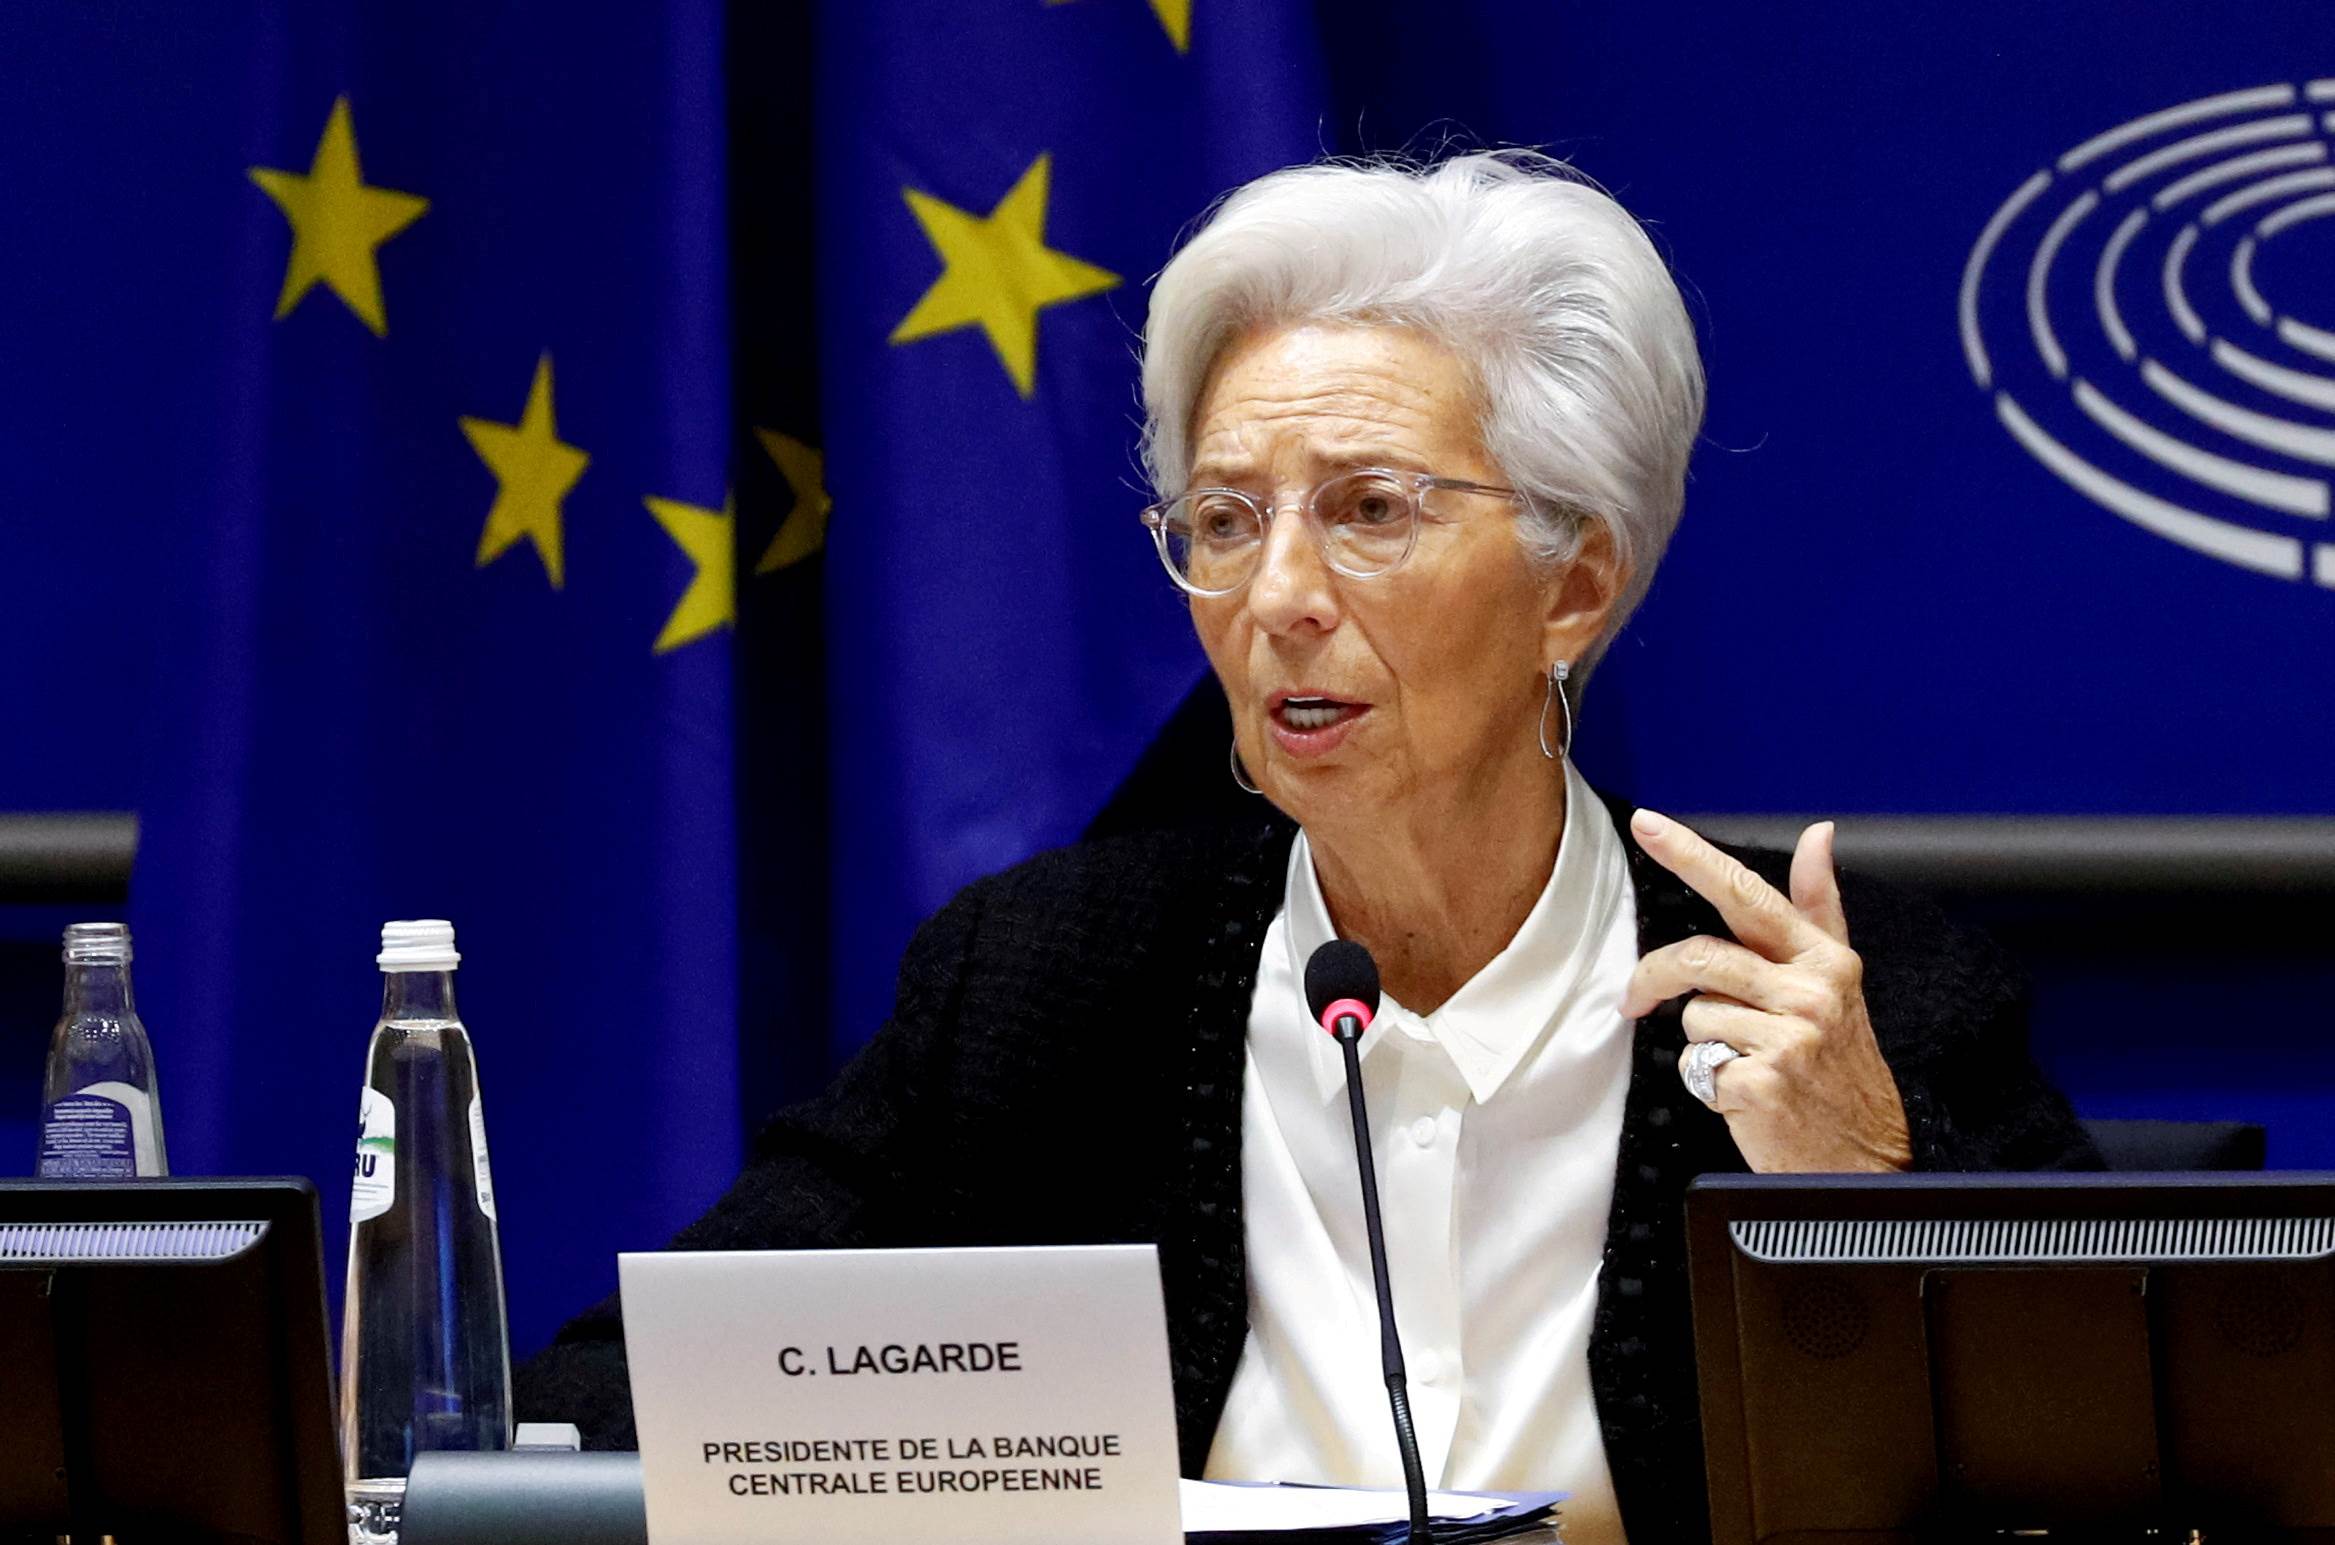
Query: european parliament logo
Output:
[[1961, 81, 2335, 589]]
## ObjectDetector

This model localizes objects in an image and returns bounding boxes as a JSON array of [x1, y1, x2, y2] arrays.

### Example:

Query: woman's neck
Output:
[[1306, 764, 1569, 1016]]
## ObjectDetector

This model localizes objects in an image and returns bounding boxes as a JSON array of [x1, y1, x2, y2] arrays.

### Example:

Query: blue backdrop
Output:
[[0, 2, 2329, 1358], [0, 2, 742, 1355]]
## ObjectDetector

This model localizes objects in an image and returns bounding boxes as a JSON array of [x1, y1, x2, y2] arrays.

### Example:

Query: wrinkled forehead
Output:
[[1185, 320, 1486, 486]]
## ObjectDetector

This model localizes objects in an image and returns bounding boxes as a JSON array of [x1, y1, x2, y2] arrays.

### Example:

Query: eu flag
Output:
[[88, 4, 748, 1354], [813, 0, 1330, 1046]]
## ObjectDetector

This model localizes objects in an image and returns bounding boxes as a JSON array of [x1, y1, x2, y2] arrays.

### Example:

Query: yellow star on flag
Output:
[[1043, 0, 1192, 51], [460, 353, 590, 589], [645, 491, 734, 654], [890, 153, 1120, 398], [1149, 0, 1192, 50], [754, 428, 831, 574], [248, 97, 429, 337]]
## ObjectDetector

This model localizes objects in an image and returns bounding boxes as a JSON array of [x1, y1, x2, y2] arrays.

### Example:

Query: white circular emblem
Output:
[[1961, 81, 2335, 587]]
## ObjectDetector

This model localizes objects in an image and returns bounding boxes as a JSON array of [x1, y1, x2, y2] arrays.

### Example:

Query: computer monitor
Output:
[[1688, 1172, 2335, 1542], [0, 1177, 345, 1544]]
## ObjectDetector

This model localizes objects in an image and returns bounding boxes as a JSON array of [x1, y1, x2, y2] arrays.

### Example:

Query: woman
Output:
[[519, 153, 2095, 1544]]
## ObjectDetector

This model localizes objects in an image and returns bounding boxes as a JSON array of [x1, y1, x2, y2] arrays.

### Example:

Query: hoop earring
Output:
[[1537, 660, 1574, 762], [1230, 740, 1263, 796]]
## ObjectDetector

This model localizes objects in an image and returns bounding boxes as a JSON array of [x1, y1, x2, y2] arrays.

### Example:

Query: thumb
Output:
[[1790, 820, 1850, 945]]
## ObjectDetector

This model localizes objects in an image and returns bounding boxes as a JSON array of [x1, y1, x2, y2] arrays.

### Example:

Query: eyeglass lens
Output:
[[1161, 470, 1416, 590]]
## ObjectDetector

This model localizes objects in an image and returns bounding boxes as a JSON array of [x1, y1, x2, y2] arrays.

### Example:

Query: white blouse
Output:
[[1204, 758, 1639, 1545]]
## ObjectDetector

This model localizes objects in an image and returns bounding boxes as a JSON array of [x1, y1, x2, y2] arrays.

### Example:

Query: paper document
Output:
[[1179, 1478, 1564, 1542]]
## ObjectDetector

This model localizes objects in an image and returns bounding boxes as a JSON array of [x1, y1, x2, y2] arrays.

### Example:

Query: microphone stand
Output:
[[1333, 1013, 1435, 1544]]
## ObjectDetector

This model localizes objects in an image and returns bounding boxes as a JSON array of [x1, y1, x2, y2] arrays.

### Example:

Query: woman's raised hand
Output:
[[1620, 809, 1913, 1174]]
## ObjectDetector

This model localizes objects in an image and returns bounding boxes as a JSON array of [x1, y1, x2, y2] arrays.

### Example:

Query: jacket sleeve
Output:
[[512, 875, 992, 1448], [1842, 873, 2104, 1174]]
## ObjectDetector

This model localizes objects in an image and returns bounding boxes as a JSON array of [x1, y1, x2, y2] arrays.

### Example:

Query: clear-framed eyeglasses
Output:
[[1138, 468, 1525, 597]]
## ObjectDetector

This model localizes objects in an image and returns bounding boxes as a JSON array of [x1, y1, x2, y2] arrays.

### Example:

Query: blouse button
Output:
[[1408, 1116, 1438, 1148]]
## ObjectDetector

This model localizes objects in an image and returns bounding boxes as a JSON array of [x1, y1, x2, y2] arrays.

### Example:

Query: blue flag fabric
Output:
[[46, 5, 747, 1355], [812, 0, 1330, 1044]]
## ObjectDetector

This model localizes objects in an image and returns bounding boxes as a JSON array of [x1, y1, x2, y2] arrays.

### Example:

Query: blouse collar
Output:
[[1279, 757, 1628, 1105]]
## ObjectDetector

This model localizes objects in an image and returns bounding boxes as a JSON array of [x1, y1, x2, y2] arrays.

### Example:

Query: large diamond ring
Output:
[[1680, 1039, 1746, 1107]]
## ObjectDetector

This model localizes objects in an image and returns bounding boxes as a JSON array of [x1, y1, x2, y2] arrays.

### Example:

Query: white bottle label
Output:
[[468, 1094, 496, 1221], [38, 1081, 159, 1178], [351, 1087, 396, 1223]]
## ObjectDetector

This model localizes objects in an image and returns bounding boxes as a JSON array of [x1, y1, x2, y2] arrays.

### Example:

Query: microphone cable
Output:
[[1306, 938, 1434, 1544]]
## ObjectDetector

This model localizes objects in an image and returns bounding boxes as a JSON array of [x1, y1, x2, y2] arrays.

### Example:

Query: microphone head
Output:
[[1304, 939, 1382, 1035]]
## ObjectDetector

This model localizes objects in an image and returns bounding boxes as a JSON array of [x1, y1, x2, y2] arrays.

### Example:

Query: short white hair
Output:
[[1139, 150, 1706, 671]]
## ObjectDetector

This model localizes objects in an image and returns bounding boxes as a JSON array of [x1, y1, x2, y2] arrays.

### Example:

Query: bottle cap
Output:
[[62, 922, 131, 965], [378, 920, 460, 971]]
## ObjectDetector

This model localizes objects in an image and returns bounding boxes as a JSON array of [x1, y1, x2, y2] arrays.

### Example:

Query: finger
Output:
[[1789, 821, 1851, 945], [1625, 935, 1800, 1019], [1681, 993, 1775, 1053], [1630, 807, 1826, 960], [1708, 1057, 1784, 1118]]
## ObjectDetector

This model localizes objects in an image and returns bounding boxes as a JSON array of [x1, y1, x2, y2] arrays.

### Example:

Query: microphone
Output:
[[1304, 940, 1433, 1544]]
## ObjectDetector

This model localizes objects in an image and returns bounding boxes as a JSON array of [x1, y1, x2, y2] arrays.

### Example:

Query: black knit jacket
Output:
[[516, 796, 2100, 1541]]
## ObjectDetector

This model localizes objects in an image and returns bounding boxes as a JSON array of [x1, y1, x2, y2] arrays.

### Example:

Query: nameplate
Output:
[[619, 1244, 1182, 1545]]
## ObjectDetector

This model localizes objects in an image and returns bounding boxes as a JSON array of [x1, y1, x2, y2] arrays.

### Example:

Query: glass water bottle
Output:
[[37, 921, 168, 1177], [339, 920, 511, 1544]]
